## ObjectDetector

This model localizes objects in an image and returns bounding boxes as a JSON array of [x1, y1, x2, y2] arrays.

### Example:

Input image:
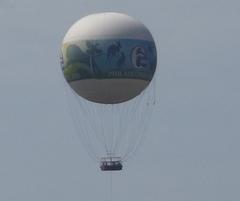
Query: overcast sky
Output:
[[0, 0, 240, 201]]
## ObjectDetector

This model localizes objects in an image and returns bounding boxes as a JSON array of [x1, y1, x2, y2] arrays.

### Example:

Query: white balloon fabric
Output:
[[61, 12, 157, 104]]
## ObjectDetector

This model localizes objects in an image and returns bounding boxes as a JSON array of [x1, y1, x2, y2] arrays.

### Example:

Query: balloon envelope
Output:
[[61, 12, 157, 104]]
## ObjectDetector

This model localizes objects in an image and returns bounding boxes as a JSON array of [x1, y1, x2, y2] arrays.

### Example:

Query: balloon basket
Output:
[[100, 157, 123, 171]]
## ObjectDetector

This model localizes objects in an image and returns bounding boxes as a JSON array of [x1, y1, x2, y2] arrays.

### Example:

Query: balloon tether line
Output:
[[110, 172, 113, 201]]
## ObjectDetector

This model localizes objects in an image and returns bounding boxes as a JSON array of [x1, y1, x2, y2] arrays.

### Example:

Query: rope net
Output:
[[64, 77, 156, 164]]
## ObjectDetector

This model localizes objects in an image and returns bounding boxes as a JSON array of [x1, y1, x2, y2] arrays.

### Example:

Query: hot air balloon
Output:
[[60, 12, 157, 171]]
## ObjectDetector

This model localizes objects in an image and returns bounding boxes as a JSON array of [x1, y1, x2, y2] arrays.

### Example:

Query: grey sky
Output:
[[0, 0, 240, 201]]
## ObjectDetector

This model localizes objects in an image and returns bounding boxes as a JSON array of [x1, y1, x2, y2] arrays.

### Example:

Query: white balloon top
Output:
[[63, 12, 154, 43]]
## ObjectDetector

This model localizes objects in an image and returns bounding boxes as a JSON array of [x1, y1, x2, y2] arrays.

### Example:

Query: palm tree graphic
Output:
[[85, 41, 103, 74]]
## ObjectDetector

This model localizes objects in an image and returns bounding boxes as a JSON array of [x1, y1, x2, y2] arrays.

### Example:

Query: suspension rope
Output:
[[63, 73, 157, 164], [73, 92, 110, 158], [63, 82, 99, 161], [122, 79, 156, 161]]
